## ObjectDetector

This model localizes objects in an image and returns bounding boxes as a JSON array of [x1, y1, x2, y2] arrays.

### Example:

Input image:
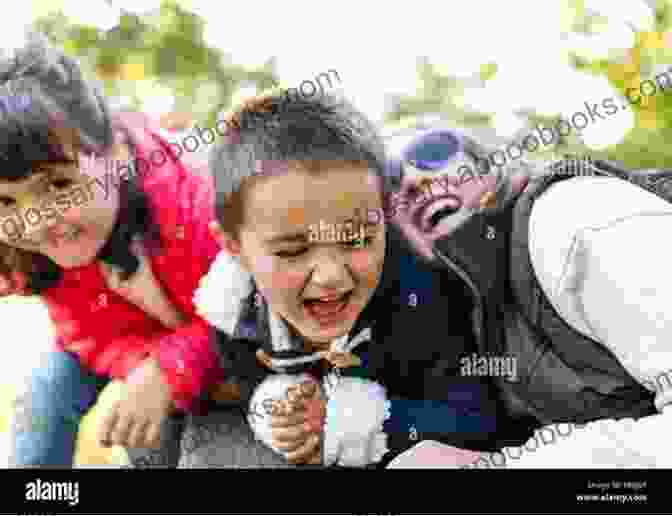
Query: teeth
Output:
[[307, 293, 348, 303], [319, 293, 347, 302]]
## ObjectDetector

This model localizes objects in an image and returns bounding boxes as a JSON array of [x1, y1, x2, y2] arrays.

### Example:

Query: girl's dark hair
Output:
[[0, 30, 160, 293], [94, 161, 162, 282]]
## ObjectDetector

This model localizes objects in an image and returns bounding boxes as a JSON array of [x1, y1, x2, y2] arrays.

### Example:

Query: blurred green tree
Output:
[[385, 0, 672, 170], [33, 0, 672, 172], [33, 0, 278, 131]]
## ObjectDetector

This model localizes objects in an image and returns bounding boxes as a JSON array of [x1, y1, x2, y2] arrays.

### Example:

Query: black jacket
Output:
[[212, 223, 524, 464]]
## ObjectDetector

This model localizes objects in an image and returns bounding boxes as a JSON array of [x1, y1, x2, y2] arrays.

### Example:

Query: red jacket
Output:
[[42, 112, 223, 412]]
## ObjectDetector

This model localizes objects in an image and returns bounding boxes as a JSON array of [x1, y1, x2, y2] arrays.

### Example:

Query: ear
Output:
[[209, 221, 241, 255]]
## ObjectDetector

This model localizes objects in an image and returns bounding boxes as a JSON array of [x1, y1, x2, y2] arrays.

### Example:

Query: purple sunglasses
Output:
[[385, 128, 466, 185]]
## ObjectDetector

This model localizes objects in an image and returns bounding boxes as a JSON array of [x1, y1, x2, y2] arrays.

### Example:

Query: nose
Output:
[[307, 247, 353, 290]]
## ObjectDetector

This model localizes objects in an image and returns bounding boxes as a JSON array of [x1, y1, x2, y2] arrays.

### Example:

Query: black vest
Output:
[[433, 159, 672, 429]]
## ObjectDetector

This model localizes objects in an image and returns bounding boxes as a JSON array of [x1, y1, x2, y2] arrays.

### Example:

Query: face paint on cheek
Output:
[[283, 269, 308, 289], [286, 206, 307, 227], [351, 249, 384, 293], [252, 255, 276, 275], [364, 268, 381, 290], [365, 173, 381, 194], [252, 255, 307, 305], [59, 203, 87, 225], [349, 249, 373, 273], [265, 270, 308, 301], [256, 269, 307, 319]]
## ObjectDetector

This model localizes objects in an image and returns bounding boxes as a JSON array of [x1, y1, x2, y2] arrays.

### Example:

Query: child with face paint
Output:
[[191, 90, 507, 468], [383, 123, 672, 469], [0, 31, 223, 466], [384, 128, 532, 263]]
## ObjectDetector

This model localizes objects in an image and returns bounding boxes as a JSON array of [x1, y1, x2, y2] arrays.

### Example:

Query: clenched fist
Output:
[[270, 379, 326, 465]]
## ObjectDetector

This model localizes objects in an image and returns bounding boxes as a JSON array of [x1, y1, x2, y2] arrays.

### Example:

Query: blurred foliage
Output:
[[385, 0, 672, 170], [34, 0, 278, 130], [31, 0, 672, 170]]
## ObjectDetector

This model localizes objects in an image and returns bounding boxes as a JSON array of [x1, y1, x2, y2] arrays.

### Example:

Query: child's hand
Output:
[[99, 239, 185, 329], [98, 356, 174, 449], [270, 380, 326, 465]]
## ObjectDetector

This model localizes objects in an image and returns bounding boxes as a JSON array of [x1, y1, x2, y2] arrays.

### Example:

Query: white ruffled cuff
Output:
[[193, 250, 253, 335], [247, 374, 391, 467], [322, 377, 391, 467]]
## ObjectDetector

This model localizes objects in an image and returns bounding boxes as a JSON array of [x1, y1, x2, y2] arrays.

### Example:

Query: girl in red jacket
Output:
[[0, 31, 222, 466]]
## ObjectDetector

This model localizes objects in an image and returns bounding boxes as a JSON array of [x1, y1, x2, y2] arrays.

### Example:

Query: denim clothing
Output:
[[9, 351, 108, 467]]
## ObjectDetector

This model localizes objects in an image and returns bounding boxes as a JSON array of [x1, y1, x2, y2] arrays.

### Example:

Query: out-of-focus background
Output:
[[2, 0, 672, 466]]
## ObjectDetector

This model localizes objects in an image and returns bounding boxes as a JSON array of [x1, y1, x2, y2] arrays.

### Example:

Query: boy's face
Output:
[[216, 163, 386, 349], [0, 142, 123, 269]]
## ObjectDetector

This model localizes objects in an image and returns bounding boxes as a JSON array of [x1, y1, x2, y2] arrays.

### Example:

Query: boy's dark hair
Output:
[[209, 89, 390, 237], [0, 31, 158, 293]]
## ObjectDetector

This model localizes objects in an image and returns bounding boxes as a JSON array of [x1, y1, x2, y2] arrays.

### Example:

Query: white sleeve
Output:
[[503, 410, 672, 468], [517, 175, 672, 467]]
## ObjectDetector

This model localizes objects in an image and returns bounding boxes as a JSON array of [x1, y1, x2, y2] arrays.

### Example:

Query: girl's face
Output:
[[215, 164, 386, 350], [0, 143, 124, 269], [391, 158, 529, 261]]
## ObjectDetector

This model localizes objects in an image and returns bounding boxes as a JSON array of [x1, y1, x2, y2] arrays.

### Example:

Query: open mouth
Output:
[[303, 291, 354, 321], [416, 196, 462, 232]]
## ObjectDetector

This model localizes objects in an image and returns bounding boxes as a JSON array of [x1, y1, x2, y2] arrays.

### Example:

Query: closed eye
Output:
[[48, 178, 74, 191], [34, 174, 73, 195], [275, 247, 308, 258]]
